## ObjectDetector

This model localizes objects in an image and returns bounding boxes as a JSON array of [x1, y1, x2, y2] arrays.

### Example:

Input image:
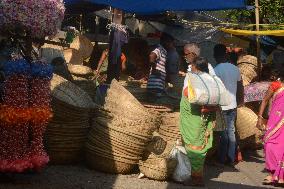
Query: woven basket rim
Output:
[[90, 125, 148, 146], [86, 143, 141, 162], [88, 130, 146, 150], [87, 136, 144, 157], [96, 119, 151, 140]]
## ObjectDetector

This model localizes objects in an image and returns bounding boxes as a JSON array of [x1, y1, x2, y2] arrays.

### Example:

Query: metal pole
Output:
[[255, 0, 261, 81]]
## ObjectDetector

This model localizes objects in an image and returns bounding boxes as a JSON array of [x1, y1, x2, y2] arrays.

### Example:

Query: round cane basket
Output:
[[51, 74, 94, 108], [236, 107, 263, 149], [68, 64, 93, 76], [139, 158, 177, 181], [237, 55, 258, 84], [63, 48, 84, 65], [70, 35, 94, 59], [41, 44, 65, 64], [72, 79, 97, 101], [89, 125, 147, 154]]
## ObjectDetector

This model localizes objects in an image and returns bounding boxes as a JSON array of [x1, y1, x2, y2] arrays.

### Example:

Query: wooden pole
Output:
[[255, 0, 261, 81]]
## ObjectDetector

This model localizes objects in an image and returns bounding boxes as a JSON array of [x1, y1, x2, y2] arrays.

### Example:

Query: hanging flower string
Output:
[[0, 0, 65, 38], [0, 55, 52, 172]]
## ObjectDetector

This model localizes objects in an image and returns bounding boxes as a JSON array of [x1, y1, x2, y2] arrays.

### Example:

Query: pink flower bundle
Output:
[[0, 0, 65, 38]]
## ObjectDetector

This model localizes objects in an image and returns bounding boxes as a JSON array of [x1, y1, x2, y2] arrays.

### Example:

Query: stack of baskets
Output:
[[85, 80, 158, 174], [237, 55, 258, 86], [46, 74, 95, 164], [158, 112, 181, 142], [139, 158, 177, 181], [86, 117, 152, 174], [236, 107, 263, 149]]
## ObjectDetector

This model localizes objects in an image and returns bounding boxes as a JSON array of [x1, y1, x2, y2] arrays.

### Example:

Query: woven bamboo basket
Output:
[[90, 125, 147, 151], [159, 123, 181, 142], [87, 127, 145, 158], [139, 158, 177, 181], [88, 135, 144, 158], [162, 112, 179, 122], [72, 79, 97, 101], [41, 44, 65, 64], [86, 142, 141, 163], [70, 35, 94, 59], [104, 80, 155, 121], [143, 134, 176, 160], [68, 64, 93, 76], [63, 48, 84, 65], [236, 107, 263, 149], [51, 74, 94, 108], [145, 136, 167, 156], [237, 55, 258, 85]]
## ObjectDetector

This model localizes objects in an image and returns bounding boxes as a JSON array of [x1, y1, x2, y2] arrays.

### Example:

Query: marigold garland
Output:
[[0, 105, 52, 125]]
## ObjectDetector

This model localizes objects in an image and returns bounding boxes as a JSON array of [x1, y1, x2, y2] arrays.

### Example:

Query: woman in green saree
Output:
[[180, 57, 216, 186]]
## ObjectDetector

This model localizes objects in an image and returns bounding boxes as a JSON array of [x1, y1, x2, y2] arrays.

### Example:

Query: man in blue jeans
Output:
[[213, 44, 244, 166]]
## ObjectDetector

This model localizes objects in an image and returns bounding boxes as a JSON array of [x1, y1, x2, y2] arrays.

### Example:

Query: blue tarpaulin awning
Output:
[[64, 0, 246, 14]]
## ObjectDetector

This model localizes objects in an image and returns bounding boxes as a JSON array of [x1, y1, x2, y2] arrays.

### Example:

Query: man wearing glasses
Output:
[[182, 43, 216, 90]]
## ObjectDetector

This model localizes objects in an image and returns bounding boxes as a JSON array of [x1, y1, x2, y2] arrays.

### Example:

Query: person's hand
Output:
[[256, 117, 265, 131]]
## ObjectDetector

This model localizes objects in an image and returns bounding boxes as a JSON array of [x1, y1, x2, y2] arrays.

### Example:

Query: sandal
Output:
[[274, 180, 284, 187], [262, 175, 273, 185]]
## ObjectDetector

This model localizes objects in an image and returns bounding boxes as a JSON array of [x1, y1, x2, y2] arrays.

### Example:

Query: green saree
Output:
[[179, 96, 214, 176]]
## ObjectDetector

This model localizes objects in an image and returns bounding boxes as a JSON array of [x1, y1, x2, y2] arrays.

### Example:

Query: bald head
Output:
[[184, 43, 200, 57]]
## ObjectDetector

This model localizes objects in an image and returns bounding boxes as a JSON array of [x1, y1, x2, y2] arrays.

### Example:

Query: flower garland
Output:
[[1, 57, 53, 125], [0, 54, 52, 172], [0, 0, 65, 38]]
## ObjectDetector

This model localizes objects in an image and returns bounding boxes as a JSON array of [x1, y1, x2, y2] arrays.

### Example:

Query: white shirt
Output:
[[214, 62, 241, 110], [183, 63, 216, 90]]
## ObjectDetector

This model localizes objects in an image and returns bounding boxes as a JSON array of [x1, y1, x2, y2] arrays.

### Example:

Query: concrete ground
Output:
[[0, 150, 281, 189]]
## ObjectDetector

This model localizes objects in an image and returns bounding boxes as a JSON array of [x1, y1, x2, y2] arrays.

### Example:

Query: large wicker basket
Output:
[[51, 74, 94, 108], [237, 55, 259, 85], [68, 65, 94, 76], [139, 158, 177, 181], [236, 107, 263, 149], [158, 112, 181, 142], [63, 48, 84, 65], [70, 35, 94, 59], [46, 74, 95, 164]]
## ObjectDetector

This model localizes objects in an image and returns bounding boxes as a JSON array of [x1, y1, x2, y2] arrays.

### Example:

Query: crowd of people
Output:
[[141, 33, 284, 187]]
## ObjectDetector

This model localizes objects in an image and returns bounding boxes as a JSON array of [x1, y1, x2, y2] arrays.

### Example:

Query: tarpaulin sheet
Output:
[[64, 0, 246, 14]]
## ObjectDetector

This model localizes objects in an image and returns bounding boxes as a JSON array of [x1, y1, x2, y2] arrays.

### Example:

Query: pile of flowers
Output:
[[0, 0, 65, 38]]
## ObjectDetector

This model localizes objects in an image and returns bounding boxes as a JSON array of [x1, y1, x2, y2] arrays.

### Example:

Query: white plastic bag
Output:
[[186, 72, 230, 106], [170, 145, 191, 182]]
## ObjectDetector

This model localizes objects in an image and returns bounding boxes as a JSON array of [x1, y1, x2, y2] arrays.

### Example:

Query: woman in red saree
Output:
[[257, 72, 284, 186]]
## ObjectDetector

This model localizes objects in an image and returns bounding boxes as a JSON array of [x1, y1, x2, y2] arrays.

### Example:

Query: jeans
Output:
[[218, 109, 237, 164]]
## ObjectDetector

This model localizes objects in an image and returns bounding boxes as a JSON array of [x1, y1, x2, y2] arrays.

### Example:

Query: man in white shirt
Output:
[[213, 44, 244, 166], [182, 43, 215, 90]]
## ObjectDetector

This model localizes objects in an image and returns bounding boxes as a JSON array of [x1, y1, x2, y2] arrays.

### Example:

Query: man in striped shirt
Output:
[[147, 33, 174, 100]]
